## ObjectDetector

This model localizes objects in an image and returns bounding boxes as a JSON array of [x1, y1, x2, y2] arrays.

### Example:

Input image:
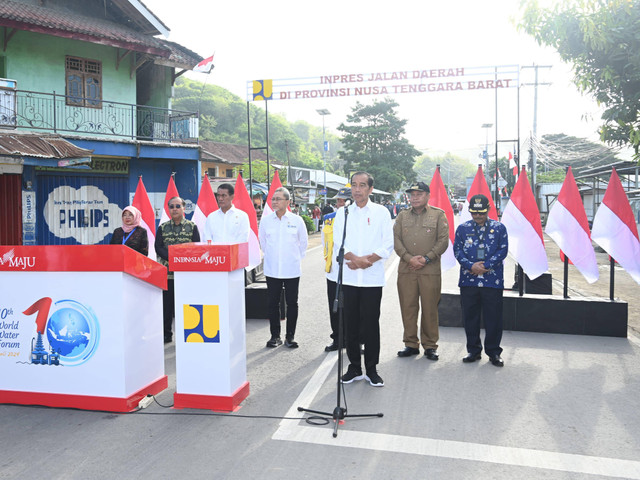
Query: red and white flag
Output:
[[545, 167, 598, 283], [159, 175, 180, 226], [132, 177, 157, 260], [233, 174, 261, 269], [192, 176, 219, 235], [428, 167, 456, 271], [262, 170, 285, 218], [591, 168, 640, 284], [501, 166, 548, 279], [193, 54, 215, 74], [508, 152, 518, 177], [460, 166, 498, 223]]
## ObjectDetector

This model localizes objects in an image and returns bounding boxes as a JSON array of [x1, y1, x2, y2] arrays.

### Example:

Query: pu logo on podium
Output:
[[183, 304, 220, 343]]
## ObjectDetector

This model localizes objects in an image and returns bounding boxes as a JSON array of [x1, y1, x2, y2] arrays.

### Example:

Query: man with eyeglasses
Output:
[[453, 194, 508, 367], [258, 187, 308, 348], [155, 196, 201, 343], [203, 183, 250, 244]]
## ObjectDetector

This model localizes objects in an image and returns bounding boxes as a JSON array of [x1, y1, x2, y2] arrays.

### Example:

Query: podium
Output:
[[169, 243, 250, 411], [0, 245, 168, 412]]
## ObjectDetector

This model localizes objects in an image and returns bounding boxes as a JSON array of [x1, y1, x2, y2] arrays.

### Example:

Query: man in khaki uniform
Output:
[[394, 181, 449, 360]]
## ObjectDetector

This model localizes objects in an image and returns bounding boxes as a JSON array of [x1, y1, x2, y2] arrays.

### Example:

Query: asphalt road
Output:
[[2, 228, 639, 480]]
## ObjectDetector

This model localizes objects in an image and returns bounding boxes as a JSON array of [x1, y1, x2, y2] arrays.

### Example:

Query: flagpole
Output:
[[563, 255, 569, 299], [610, 257, 615, 301]]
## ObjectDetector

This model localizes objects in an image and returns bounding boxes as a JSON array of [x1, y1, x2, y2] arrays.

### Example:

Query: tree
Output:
[[413, 153, 476, 195], [519, 0, 640, 156], [337, 98, 420, 192]]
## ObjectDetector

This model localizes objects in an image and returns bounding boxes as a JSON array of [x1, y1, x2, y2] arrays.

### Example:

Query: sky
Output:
[[145, 0, 607, 164]]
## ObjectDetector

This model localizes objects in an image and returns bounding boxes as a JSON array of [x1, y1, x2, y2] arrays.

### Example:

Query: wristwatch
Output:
[[423, 256, 431, 264]]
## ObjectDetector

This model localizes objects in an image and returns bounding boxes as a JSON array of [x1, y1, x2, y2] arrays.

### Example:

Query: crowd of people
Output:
[[115, 174, 508, 385]]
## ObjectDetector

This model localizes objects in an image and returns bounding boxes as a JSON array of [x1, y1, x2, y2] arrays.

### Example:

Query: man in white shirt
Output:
[[332, 172, 393, 387], [258, 187, 308, 348], [203, 183, 250, 244]]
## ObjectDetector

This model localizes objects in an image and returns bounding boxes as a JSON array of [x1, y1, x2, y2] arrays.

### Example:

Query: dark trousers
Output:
[[266, 276, 300, 338], [163, 278, 175, 340], [327, 279, 339, 340], [460, 286, 503, 357], [343, 285, 382, 371]]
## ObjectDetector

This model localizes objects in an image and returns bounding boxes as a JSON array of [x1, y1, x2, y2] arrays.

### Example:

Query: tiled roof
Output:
[[200, 141, 272, 165], [0, 0, 202, 68], [156, 39, 202, 70], [0, 0, 165, 55]]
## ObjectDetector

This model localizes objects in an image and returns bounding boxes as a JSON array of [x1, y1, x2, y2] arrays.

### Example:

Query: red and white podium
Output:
[[0, 245, 168, 412], [169, 242, 250, 411]]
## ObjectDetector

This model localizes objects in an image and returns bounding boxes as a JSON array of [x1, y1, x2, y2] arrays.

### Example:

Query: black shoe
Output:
[[284, 335, 299, 348], [341, 365, 364, 383], [365, 369, 384, 387], [324, 340, 339, 352], [462, 352, 482, 363], [397, 346, 420, 357], [489, 355, 504, 367], [266, 336, 282, 348], [164, 336, 172, 344], [424, 348, 439, 361]]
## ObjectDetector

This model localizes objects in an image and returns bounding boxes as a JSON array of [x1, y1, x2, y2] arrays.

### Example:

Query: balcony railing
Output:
[[0, 88, 199, 143]]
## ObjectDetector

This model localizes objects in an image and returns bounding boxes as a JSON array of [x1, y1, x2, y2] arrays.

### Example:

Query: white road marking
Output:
[[272, 258, 640, 479]]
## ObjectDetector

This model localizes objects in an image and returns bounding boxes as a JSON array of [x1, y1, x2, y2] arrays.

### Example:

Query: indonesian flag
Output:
[[262, 170, 285, 218], [428, 167, 456, 271], [501, 166, 548, 279], [159, 175, 180, 226], [545, 167, 598, 283], [193, 54, 215, 74], [192, 176, 219, 235], [233, 174, 261, 269], [508, 152, 518, 177], [132, 177, 157, 260], [460, 165, 498, 223], [592, 168, 640, 284]]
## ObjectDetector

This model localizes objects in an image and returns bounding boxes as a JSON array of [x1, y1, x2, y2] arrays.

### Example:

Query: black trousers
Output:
[[460, 286, 503, 357], [343, 285, 382, 371], [163, 278, 175, 340], [327, 279, 339, 340], [266, 276, 300, 338]]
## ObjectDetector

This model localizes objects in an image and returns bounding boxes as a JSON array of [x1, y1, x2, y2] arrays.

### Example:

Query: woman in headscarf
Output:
[[110, 206, 148, 255]]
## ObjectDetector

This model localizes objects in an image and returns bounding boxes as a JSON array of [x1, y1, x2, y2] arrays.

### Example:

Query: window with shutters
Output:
[[66, 56, 102, 108]]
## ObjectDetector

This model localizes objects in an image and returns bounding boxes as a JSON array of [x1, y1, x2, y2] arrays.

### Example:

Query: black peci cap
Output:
[[468, 194, 490, 213]]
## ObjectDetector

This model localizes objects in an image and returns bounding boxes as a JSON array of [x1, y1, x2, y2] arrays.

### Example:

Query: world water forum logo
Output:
[[23, 297, 100, 366]]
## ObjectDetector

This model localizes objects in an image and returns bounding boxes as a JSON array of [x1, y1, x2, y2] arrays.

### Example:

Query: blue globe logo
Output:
[[46, 300, 100, 366]]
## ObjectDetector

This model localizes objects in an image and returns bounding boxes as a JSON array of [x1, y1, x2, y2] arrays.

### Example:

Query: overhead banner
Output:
[[249, 65, 518, 101]]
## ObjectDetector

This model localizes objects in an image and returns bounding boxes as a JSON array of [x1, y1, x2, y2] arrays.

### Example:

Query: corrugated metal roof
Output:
[[0, 133, 93, 159]]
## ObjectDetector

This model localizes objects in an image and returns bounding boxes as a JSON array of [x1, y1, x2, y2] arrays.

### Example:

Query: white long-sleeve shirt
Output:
[[259, 210, 308, 278], [203, 206, 250, 244], [332, 199, 393, 287]]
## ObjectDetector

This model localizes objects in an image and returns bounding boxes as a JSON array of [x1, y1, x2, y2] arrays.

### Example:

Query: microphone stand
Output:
[[298, 201, 383, 437]]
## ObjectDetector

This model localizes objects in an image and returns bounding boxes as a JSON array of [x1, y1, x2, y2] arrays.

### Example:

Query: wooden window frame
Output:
[[65, 56, 102, 109]]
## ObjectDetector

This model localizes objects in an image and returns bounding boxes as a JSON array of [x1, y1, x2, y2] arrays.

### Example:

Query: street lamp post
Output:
[[317, 109, 331, 206]]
